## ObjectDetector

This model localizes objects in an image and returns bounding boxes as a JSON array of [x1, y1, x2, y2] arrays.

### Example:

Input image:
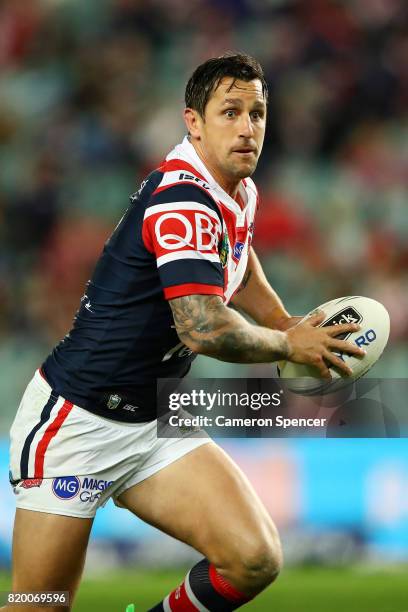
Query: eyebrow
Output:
[[221, 97, 266, 109]]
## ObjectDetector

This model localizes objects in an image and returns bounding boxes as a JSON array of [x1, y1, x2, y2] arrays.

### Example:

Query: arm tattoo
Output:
[[235, 269, 252, 294], [169, 294, 225, 336], [169, 294, 289, 363]]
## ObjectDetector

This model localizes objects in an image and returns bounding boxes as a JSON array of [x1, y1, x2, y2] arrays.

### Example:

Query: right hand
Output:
[[284, 311, 366, 378]]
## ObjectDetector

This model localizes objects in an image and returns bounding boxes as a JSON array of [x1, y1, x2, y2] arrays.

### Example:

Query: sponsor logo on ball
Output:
[[322, 306, 362, 328], [322, 306, 363, 341], [355, 328, 377, 347]]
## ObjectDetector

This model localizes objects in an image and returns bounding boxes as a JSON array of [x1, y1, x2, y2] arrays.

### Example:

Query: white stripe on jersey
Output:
[[184, 571, 211, 611], [156, 250, 220, 268], [144, 201, 221, 223], [162, 595, 172, 612]]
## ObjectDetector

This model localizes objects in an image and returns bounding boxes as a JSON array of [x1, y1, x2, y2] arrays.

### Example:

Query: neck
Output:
[[190, 139, 240, 199]]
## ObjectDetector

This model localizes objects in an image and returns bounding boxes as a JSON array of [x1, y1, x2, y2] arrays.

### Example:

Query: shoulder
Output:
[[143, 159, 222, 223]]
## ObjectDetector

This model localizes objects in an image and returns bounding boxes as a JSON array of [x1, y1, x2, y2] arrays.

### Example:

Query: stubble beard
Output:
[[227, 157, 258, 180]]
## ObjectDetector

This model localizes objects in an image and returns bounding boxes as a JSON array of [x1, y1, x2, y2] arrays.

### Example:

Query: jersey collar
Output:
[[168, 136, 250, 215]]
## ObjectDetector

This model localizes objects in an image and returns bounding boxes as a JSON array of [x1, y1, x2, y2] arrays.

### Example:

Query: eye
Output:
[[251, 110, 263, 120], [224, 109, 236, 118]]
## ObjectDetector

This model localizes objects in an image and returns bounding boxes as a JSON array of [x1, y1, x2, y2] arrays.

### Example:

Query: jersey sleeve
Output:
[[142, 182, 224, 300]]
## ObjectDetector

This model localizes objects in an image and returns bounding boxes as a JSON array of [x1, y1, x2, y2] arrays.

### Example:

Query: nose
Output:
[[239, 113, 255, 138]]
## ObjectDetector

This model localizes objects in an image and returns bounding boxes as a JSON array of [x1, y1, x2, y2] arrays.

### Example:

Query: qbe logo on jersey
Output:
[[155, 211, 221, 251], [52, 476, 81, 500], [145, 204, 222, 260]]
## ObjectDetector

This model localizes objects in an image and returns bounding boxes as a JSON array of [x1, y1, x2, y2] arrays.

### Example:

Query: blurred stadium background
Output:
[[0, 0, 407, 610]]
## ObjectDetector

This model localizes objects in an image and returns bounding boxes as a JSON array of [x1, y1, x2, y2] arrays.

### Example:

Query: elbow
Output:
[[176, 330, 222, 358], [181, 336, 204, 355], [174, 330, 205, 355]]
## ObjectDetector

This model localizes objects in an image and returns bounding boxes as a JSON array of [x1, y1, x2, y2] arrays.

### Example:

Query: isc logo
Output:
[[355, 329, 376, 348], [52, 476, 80, 500], [178, 173, 210, 190]]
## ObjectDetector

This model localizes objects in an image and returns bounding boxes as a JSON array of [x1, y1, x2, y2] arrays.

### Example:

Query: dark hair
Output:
[[185, 53, 268, 117]]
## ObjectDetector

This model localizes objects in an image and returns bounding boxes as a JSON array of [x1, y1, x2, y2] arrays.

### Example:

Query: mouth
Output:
[[232, 148, 256, 156]]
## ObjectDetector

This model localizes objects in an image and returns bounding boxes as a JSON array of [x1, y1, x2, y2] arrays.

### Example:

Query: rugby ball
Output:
[[278, 296, 390, 395]]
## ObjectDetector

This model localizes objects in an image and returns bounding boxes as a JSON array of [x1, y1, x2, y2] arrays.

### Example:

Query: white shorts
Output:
[[9, 370, 211, 518]]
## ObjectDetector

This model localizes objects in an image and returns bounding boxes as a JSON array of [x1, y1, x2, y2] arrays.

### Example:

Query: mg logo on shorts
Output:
[[52, 476, 80, 500]]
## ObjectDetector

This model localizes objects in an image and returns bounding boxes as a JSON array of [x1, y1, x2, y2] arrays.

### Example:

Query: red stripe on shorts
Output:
[[168, 581, 199, 611], [34, 400, 73, 479]]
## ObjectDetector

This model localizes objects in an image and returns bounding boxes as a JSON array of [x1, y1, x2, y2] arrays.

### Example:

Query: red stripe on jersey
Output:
[[141, 216, 155, 253], [158, 159, 207, 183], [209, 564, 250, 603], [164, 283, 223, 300], [168, 581, 199, 611], [34, 400, 73, 479]]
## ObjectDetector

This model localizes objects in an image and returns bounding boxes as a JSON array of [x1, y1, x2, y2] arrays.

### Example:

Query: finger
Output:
[[306, 310, 326, 327], [324, 322, 360, 336], [311, 355, 332, 379], [329, 339, 366, 357], [323, 349, 353, 376]]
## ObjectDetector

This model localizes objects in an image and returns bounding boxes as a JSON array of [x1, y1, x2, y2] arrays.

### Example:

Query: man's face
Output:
[[187, 77, 267, 187]]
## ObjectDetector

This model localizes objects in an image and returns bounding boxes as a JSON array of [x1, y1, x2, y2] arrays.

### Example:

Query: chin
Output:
[[223, 160, 257, 182], [235, 163, 257, 179]]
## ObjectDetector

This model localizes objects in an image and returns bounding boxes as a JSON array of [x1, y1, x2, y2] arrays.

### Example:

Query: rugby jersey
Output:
[[42, 136, 258, 422]]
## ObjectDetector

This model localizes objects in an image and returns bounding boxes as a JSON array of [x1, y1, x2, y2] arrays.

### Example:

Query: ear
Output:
[[183, 107, 203, 139]]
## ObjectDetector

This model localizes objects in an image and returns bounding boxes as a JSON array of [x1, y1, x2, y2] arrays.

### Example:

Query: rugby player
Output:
[[6, 54, 365, 611]]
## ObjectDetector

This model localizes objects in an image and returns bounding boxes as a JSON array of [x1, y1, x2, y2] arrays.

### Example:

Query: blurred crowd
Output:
[[0, 0, 407, 412]]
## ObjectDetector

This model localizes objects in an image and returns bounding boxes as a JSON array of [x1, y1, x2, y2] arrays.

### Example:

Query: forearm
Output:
[[231, 248, 290, 329], [169, 294, 289, 363]]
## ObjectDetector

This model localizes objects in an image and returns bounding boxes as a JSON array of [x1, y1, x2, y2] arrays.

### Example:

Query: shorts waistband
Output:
[[37, 366, 159, 424]]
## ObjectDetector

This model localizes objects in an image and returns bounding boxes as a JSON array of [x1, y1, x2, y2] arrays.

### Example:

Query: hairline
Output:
[[194, 76, 267, 118]]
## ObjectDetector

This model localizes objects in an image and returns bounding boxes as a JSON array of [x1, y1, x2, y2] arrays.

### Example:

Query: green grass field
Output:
[[1, 567, 408, 611]]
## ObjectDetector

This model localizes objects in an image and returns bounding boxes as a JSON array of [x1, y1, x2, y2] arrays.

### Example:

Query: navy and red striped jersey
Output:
[[42, 137, 258, 422]]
